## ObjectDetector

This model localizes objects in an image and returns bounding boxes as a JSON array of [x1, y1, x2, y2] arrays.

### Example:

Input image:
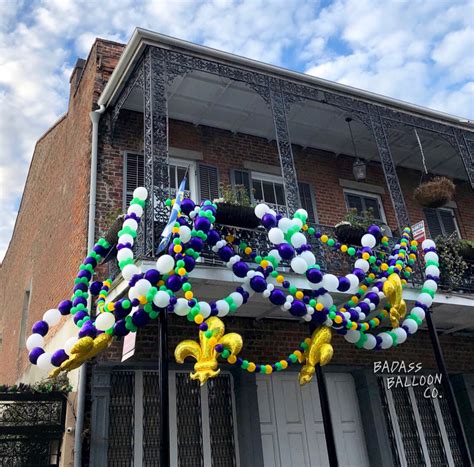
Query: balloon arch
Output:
[[26, 187, 439, 387]]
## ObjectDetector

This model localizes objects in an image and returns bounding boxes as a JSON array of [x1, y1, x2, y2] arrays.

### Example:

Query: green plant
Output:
[[0, 374, 72, 394], [338, 208, 381, 230], [214, 183, 254, 207], [435, 234, 468, 290], [458, 239, 474, 249]]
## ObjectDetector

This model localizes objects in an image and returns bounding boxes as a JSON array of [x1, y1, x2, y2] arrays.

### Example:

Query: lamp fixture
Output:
[[346, 117, 367, 181]]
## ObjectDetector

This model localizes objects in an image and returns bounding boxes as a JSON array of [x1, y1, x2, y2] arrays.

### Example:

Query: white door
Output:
[[257, 372, 369, 467]]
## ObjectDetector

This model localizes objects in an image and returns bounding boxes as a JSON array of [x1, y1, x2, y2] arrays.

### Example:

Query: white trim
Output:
[[339, 178, 386, 195], [343, 188, 388, 224], [251, 171, 284, 183], [170, 147, 203, 161], [407, 386, 432, 467], [169, 157, 197, 200]]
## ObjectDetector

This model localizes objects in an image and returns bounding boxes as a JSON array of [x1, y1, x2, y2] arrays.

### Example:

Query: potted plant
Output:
[[335, 208, 382, 246], [413, 176, 455, 208], [435, 234, 468, 291], [458, 239, 474, 261], [214, 183, 260, 229]]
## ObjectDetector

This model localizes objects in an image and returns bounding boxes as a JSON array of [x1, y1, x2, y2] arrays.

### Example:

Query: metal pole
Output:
[[309, 323, 339, 466], [159, 309, 170, 466], [425, 308, 472, 466]]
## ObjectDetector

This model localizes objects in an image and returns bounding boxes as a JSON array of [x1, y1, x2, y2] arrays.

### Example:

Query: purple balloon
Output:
[[181, 198, 195, 215], [262, 213, 277, 229], [77, 269, 92, 280], [289, 300, 306, 317], [358, 302, 370, 314], [194, 216, 211, 233], [29, 347, 45, 364], [278, 243, 295, 260], [218, 245, 234, 262], [73, 296, 87, 307], [269, 289, 286, 306], [189, 237, 204, 252], [306, 268, 323, 284], [166, 275, 182, 292], [74, 311, 88, 324], [368, 224, 382, 240], [250, 275, 267, 293], [79, 321, 96, 338], [89, 281, 103, 296], [352, 268, 366, 281], [32, 320, 49, 336], [232, 261, 249, 278], [183, 255, 196, 272], [58, 300, 72, 316], [51, 349, 69, 367], [337, 277, 351, 292], [207, 229, 220, 246], [365, 292, 380, 306], [144, 269, 161, 285], [132, 310, 150, 327], [114, 319, 129, 337]]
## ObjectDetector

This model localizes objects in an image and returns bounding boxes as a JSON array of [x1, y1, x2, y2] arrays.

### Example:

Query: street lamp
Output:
[[346, 117, 367, 181]]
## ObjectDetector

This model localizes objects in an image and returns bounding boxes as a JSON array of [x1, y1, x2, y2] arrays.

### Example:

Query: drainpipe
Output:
[[74, 104, 106, 467]]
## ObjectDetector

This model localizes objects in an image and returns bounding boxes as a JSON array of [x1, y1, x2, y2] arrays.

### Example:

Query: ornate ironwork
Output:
[[0, 392, 67, 466], [368, 105, 410, 229], [143, 47, 171, 257], [453, 128, 474, 186], [143, 372, 161, 466]]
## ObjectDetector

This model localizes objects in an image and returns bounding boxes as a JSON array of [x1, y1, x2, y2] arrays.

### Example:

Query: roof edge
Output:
[[98, 27, 473, 130]]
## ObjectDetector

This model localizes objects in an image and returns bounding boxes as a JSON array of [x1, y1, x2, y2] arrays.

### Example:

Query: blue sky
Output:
[[0, 0, 473, 260]]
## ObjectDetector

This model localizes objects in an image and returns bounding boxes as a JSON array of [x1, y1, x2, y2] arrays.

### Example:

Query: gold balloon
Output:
[[49, 333, 113, 378], [175, 316, 243, 385], [299, 327, 333, 386], [383, 272, 407, 328]]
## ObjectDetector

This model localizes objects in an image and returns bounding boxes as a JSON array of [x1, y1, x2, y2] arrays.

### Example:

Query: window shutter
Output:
[[424, 208, 443, 239], [198, 164, 219, 202], [438, 209, 458, 237], [231, 169, 251, 197], [125, 153, 145, 207], [298, 182, 317, 224]]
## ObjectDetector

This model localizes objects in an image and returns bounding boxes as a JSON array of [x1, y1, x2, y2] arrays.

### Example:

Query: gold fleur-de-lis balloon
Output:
[[174, 316, 243, 385], [49, 333, 113, 378], [299, 327, 333, 386], [383, 272, 407, 328]]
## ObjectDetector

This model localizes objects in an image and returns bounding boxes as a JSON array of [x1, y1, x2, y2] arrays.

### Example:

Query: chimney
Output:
[[69, 58, 86, 101]]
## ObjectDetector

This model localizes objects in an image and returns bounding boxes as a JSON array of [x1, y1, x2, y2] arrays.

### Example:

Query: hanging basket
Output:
[[459, 242, 474, 261], [413, 176, 455, 208], [334, 222, 365, 246], [215, 203, 260, 229]]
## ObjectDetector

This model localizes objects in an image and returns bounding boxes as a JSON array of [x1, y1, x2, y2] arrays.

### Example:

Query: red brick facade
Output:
[[0, 38, 473, 387]]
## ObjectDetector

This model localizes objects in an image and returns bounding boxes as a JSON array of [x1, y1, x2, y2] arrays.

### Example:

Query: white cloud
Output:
[[0, 0, 473, 261]]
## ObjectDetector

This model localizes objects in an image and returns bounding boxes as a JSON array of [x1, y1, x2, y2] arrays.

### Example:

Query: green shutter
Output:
[[198, 164, 220, 202], [298, 182, 317, 223], [125, 153, 145, 207]]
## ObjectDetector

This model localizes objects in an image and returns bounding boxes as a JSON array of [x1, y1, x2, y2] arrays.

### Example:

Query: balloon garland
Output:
[[26, 187, 439, 386]]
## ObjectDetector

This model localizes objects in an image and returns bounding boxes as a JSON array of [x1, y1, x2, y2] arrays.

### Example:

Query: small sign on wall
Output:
[[412, 220, 426, 244], [121, 331, 136, 362]]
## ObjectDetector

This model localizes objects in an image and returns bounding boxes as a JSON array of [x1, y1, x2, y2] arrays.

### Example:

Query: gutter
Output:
[[98, 27, 473, 129], [74, 104, 106, 467]]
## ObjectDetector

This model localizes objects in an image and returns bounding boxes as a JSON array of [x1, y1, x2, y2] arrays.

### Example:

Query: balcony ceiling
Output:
[[122, 70, 468, 180]]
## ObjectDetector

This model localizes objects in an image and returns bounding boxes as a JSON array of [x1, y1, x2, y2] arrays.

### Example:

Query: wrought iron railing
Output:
[[107, 220, 474, 295]]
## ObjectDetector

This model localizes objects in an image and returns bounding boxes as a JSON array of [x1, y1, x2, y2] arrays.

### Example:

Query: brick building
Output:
[[1, 28, 474, 466]]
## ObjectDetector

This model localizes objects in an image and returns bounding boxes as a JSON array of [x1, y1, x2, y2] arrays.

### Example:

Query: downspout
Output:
[[74, 104, 106, 467]]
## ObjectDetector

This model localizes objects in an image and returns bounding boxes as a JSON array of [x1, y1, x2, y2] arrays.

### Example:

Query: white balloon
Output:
[[291, 218, 303, 229], [300, 250, 316, 266], [422, 239, 436, 250], [123, 218, 138, 231], [412, 306, 426, 321], [345, 330, 361, 344], [424, 251, 439, 263], [318, 293, 333, 308], [268, 228, 285, 245], [133, 186, 148, 201], [156, 255, 175, 274], [295, 208, 308, 220], [95, 312, 116, 331], [229, 292, 244, 307], [361, 234, 376, 248], [64, 336, 79, 354], [199, 301, 212, 318], [403, 318, 418, 334], [418, 293, 433, 307], [278, 218, 293, 233], [127, 204, 143, 217], [43, 308, 61, 326], [355, 259, 369, 272], [179, 226, 192, 243], [122, 264, 139, 281], [119, 234, 134, 246], [26, 334, 44, 351], [322, 274, 339, 292], [255, 203, 270, 219], [134, 279, 152, 296], [346, 274, 360, 293], [363, 334, 377, 350], [268, 249, 282, 263], [393, 327, 407, 344], [423, 279, 438, 292], [37, 352, 54, 371], [153, 291, 170, 308], [291, 257, 308, 274], [128, 286, 139, 301], [290, 232, 307, 248], [216, 300, 230, 317], [425, 265, 440, 277], [379, 332, 393, 349], [117, 248, 133, 262], [174, 298, 190, 316]]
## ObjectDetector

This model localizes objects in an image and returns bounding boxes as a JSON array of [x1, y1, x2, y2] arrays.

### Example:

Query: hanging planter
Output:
[[412, 129, 455, 208], [413, 176, 456, 208], [334, 221, 365, 246], [458, 240, 474, 261], [215, 203, 260, 229]]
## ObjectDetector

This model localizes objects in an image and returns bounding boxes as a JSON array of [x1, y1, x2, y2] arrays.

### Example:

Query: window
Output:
[[199, 164, 220, 202], [252, 172, 287, 215], [424, 207, 459, 239], [18, 289, 31, 354], [344, 189, 386, 223], [379, 376, 462, 466], [298, 182, 317, 224], [124, 153, 145, 207], [168, 158, 197, 200]]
